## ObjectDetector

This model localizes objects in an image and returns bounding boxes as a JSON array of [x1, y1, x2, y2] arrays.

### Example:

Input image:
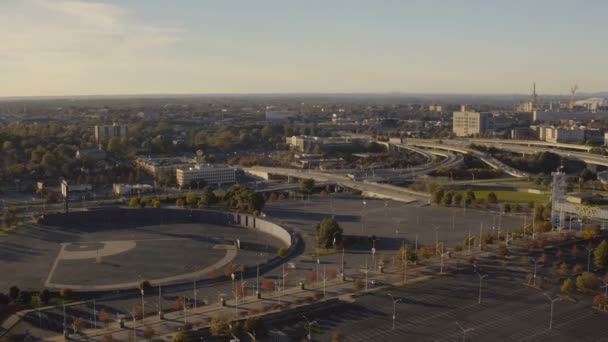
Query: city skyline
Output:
[[1, 0, 607, 97]]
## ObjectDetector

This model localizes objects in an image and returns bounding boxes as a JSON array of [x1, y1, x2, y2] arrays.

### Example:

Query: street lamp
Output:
[[387, 293, 403, 330], [433, 225, 440, 256], [530, 257, 541, 286], [456, 321, 474, 342], [302, 315, 318, 341], [474, 269, 488, 304], [543, 293, 562, 330], [585, 244, 596, 272], [231, 272, 237, 316]]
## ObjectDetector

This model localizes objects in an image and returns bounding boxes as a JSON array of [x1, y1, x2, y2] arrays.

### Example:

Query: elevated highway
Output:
[[464, 140, 608, 168], [398, 140, 531, 178], [244, 166, 430, 203]]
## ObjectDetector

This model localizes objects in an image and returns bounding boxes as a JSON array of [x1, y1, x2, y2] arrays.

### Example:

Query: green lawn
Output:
[[470, 190, 549, 203]]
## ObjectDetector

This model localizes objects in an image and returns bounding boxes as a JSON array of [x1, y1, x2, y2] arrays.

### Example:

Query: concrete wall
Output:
[[42, 207, 292, 248]]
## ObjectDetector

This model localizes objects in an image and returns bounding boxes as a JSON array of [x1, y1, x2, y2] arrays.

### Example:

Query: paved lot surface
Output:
[[0, 213, 282, 292], [268, 272, 608, 342]]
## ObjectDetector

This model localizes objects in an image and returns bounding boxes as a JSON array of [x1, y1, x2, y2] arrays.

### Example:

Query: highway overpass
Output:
[[397, 140, 531, 178], [244, 166, 430, 203]]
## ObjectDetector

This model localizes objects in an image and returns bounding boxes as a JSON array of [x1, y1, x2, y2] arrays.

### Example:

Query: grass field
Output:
[[470, 190, 549, 203]]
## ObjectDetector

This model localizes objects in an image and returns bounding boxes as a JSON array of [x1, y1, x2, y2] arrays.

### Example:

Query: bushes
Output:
[[354, 279, 364, 290], [576, 272, 599, 292], [209, 315, 231, 336], [561, 278, 575, 294]]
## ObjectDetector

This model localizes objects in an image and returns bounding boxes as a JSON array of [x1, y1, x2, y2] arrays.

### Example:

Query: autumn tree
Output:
[[561, 278, 575, 294], [594, 240, 608, 270]]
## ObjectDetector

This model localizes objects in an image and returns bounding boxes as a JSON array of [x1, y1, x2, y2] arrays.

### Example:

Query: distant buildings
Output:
[[134, 156, 193, 177], [538, 125, 584, 143], [428, 104, 443, 112], [532, 110, 608, 122], [175, 164, 236, 188], [94, 123, 128, 143], [265, 110, 298, 122], [75, 148, 107, 161], [285, 135, 367, 152], [452, 105, 492, 137], [113, 183, 154, 196]]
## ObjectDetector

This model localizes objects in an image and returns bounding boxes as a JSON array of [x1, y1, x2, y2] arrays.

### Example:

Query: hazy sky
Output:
[[1, 0, 607, 96]]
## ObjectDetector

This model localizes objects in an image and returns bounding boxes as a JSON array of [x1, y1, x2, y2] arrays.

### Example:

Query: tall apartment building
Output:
[[452, 105, 492, 137], [175, 164, 236, 188], [94, 123, 128, 143]]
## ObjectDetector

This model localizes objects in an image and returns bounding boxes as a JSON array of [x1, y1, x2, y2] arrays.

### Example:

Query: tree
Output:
[[60, 288, 73, 300], [594, 240, 608, 270], [501, 203, 511, 213], [129, 198, 139, 208], [559, 262, 569, 276], [139, 280, 153, 294], [98, 309, 112, 323], [199, 186, 217, 207], [209, 315, 231, 336], [495, 245, 509, 258], [576, 272, 599, 292], [300, 178, 315, 195], [442, 191, 453, 206], [0, 293, 8, 306], [8, 286, 19, 301], [102, 334, 117, 342], [245, 316, 268, 338], [465, 189, 476, 204], [19, 291, 31, 304], [452, 193, 463, 206], [561, 278, 575, 294], [73, 318, 85, 332], [432, 188, 445, 205], [173, 332, 188, 342], [419, 246, 434, 259], [185, 192, 198, 206], [332, 330, 346, 342], [354, 279, 365, 290], [176, 198, 185, 207], [487, 192, 498, 204], [142, 326, 155, 340], [316, 218, 343, 248]]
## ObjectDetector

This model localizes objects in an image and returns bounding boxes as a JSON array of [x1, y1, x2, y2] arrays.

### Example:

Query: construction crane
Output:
[[569, 84, 578, 110]]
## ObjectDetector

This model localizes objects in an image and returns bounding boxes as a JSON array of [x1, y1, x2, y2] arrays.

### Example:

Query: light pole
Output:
[[433, 225, 440, 257], [388, 293, 403, 330], [140, 288, 145, 326], [231, 272, 237, 316], [456, 321, 474, 342], [93, 300, 96, 329], [543, 293, 562, 330], [475, 270, 488, 304], [302, 315, 318, 341], [361, 200, 367, 234], [193, 279, 197, 310], [439, 247, 449, 275], [530, 257, 540, 286], [585, 245, 596, 272]]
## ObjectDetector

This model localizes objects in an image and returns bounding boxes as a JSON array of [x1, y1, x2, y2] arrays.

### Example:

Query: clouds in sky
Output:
[[0, 0, 185, 95], [1, 0, 607, 96]]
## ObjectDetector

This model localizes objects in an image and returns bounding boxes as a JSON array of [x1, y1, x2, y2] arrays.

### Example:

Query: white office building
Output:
[[175, 164, 236, 188]]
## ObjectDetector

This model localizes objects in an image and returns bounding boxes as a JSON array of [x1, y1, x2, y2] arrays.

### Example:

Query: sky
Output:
[[1, 0, 607, 97]]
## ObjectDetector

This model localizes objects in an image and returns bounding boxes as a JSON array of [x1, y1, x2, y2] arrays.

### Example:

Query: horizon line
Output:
[[1, 90, 606, 101]]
